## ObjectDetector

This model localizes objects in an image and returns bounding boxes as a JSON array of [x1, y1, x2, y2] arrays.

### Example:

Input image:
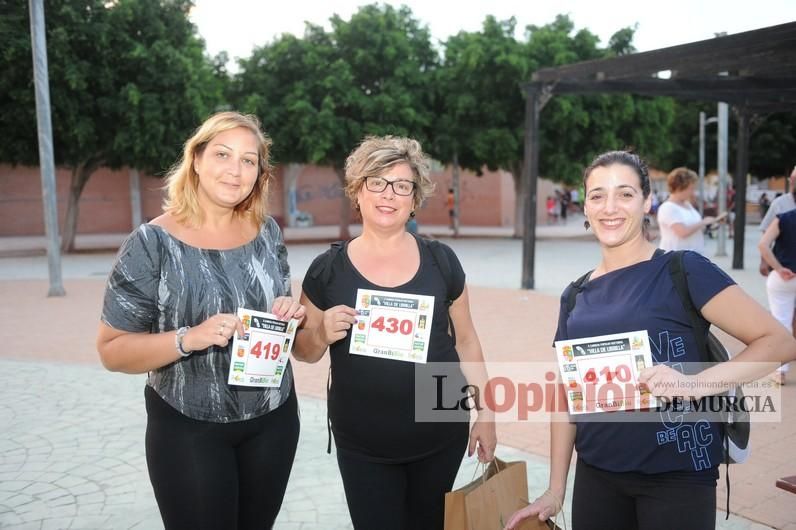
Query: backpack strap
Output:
[[667, 250, 712, 362], [306, 241, 345, 455], [564, 270, 593, 316], [424, 238, 456, 305], [422, 237, 460, 343], [667, 249, 734, 518]]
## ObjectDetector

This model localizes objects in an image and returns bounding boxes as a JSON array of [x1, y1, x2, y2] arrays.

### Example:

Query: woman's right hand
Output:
[[504, 490, 562, 530], [777, 267, 796, 281], [319, 305, 358, 345], [182, 313, 245, 352]]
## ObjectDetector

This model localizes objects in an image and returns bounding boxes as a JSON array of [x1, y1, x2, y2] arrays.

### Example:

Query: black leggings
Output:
[[336, 436, 468, 530], [144, 386, 300, 530], [572, 458, 716, 530]]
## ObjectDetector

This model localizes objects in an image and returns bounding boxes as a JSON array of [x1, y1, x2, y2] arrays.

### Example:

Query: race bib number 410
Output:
[[227, 308, 298, 388], [350, 289, 435, 363], [554, 330, 657, 414]]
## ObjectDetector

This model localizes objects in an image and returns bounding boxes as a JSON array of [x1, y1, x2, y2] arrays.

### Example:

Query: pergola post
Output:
[[521, 86, 541, 289], [733, 109, 751, 270]]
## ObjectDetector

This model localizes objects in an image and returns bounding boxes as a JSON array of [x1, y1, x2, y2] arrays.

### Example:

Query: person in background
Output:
[[97, 112, 304, 530], [447, 187, 456, 230], [505, 150, 796, 530], [759, 208, 796, 384], [759, 192, 771, 219], [727, 184, 736, 239], [657, 167, 723, 254], [760, 167, 796, 231], [546, 195, 558, 224], [559, 188, 570, 223]]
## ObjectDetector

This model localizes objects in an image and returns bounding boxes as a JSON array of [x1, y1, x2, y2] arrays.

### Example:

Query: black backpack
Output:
[[562, 249, 750, 518]]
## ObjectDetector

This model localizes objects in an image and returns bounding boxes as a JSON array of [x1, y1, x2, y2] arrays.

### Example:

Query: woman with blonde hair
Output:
[[97, 111, 304, 529], [294, 136, 496, 529]]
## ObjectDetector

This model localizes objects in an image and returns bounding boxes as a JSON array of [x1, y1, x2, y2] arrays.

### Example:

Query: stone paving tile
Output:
[[0, 356, 785, 529]]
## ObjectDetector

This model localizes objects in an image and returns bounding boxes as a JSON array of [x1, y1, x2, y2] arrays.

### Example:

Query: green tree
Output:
[[0, 0, 222, 251], [525, 17, 675, 185], [667, 101, 796, 180], [433, 16, 530, 235], [233, 4, 436, 239]]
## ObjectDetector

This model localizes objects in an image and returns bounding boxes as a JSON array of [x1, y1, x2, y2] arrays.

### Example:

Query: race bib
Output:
[[350, 289, 434, 363], [227, 308, 298, 388], [555, 330, 657, 414]]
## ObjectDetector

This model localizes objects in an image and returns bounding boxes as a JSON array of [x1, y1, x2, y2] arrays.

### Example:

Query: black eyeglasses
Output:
[[364, 176, 416, 196]]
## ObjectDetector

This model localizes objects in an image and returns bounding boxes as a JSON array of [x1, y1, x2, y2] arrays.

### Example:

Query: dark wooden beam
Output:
[[733, 110, 751, 270], [524, 78, 796, 113], [521, 88, 542, 289], [531, 22, 796, 83]]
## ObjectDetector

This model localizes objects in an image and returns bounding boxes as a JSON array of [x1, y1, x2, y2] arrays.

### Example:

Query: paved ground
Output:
[[1, 218, 793, 529]]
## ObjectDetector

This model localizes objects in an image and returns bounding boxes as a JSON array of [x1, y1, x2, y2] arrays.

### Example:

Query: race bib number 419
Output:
[[227, 308, 298, 388], [350, 289, 434, 363]]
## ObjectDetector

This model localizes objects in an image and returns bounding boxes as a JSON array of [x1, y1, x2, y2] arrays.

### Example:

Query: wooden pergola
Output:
[[521, 21, 796, 288]]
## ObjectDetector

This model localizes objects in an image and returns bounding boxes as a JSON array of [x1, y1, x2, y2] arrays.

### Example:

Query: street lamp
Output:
[[698, 112, 718, 215], [698, 105, 730, 258]]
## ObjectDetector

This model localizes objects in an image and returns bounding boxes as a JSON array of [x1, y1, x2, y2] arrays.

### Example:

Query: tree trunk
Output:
[[512, 162, 524, 239], [129, 168, 142, 229], [283, 163, 303, 227], [61, 160, 99, 253], [334, 166, 351, 240], [452, 153, 461, 238]]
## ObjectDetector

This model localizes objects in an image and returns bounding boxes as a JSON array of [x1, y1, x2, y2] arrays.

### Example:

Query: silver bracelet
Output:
[[175, 326, 192, 357]]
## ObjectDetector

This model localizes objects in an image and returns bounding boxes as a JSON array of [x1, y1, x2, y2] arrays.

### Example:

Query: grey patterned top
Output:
[[101, 218, 294, 422]]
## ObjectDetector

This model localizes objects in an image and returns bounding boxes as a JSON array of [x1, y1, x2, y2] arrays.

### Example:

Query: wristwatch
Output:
[[175, 326, 192, 357]]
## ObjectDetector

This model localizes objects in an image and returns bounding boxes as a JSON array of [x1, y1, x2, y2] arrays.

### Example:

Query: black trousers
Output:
[[144, 386, 300, 530], [336, 435, 469, 530], [572, 458, 716, 530]]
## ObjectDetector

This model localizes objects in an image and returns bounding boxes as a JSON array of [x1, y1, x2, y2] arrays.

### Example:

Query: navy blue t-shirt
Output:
[[555, 250, 735, 477], [773, 209, 796, 271]]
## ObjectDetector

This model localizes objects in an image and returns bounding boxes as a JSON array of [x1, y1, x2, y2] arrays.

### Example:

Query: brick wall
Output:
[[1, 163, 519, 236]]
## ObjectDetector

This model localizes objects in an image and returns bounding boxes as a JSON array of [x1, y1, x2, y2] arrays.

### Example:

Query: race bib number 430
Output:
[[350, 289, 434, 363], [554, 330, 657, 414], [227, 308, 298, 388]]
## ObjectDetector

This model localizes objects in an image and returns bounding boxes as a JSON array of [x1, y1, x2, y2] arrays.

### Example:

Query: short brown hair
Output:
[[163, 111, 274, 226], [667, 167, 698, 193], [344, 136, 434, 210]]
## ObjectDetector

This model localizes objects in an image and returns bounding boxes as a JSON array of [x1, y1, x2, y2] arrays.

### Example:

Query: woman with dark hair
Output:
[[506, 151, 796, 530]]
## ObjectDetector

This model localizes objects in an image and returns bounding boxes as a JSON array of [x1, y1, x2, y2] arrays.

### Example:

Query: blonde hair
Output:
[[344, 136, 435, 210], [666, 167, 698, 193], [163, 111, 274, 226]]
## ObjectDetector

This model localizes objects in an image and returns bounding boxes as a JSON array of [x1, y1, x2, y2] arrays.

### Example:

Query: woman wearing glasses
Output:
[[294, 136, 496, 530]]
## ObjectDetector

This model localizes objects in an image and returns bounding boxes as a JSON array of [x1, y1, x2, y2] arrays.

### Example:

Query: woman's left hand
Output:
[[271, 296, 306, 323], [638, 364, 701, 400], [468, 417, 497, 463]]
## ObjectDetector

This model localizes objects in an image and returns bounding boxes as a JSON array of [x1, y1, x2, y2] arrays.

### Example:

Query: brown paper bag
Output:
[[444, 458, 552, 530]]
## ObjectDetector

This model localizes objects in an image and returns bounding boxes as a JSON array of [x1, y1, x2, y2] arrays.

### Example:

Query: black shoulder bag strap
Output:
[[667, 249, 733, 518], [424, 238, 458, 343], [565, 270, 593, 315], [313, 242, 344, 455], [667, 250, 711, 360]]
